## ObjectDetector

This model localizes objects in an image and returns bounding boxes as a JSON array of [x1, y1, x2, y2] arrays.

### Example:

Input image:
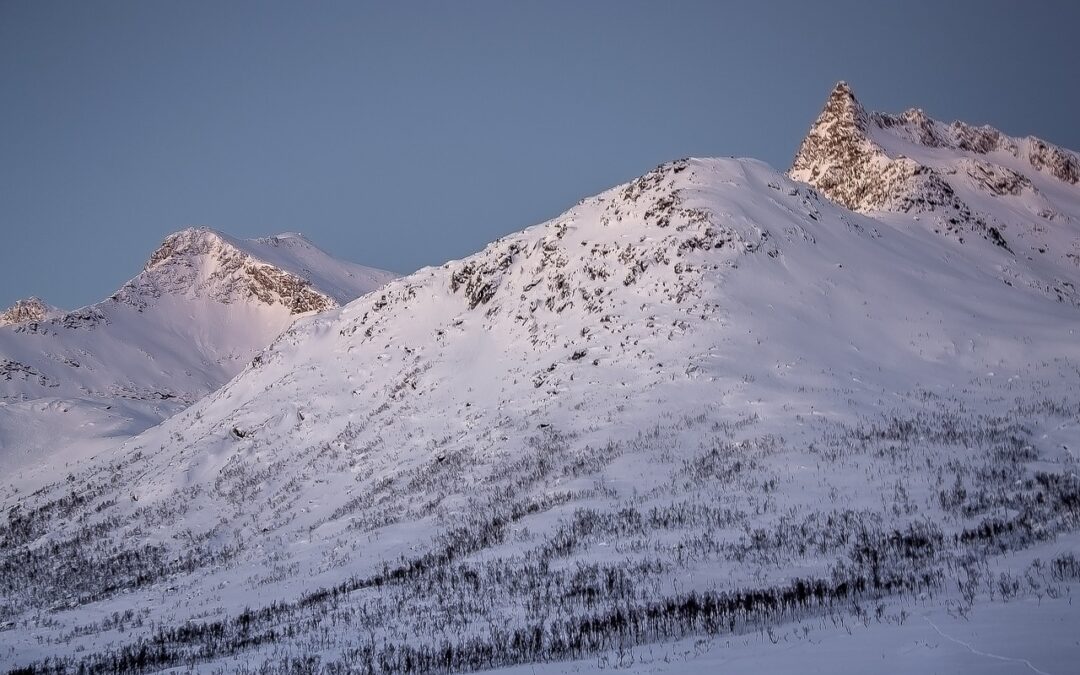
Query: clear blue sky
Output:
[[2, 1, 1078, 309]]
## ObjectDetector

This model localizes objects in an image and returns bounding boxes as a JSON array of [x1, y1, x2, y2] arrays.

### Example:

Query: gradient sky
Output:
[[2, 1, 1078, 309]]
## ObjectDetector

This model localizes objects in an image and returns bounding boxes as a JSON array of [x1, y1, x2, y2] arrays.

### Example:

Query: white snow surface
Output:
[[2, 94, 1079, 673]]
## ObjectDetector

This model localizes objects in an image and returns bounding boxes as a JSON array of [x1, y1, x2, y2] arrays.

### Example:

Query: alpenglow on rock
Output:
[[0, 297, 62, 327], [790, 81, 1080, 305]]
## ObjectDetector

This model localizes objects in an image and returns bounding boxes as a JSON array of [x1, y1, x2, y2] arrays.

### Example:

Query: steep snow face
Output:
[[5, 158, 1078, 672], [0, 297, 62, 327], [790, 82, 1080, 305], [0, 227, 395, 473]]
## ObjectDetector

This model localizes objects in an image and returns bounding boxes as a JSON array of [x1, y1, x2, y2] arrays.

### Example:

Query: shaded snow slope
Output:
[[790, 82, 1080, 306], [3, 158, 1078, 672], [0, 227, 395, 475]]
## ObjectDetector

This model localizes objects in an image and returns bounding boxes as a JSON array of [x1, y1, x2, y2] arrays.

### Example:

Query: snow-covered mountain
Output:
[[2, 92, 1079, 673], [791, 81, 1080, 305], [0, 297, 63, 328], [0, 227, 395, 476]]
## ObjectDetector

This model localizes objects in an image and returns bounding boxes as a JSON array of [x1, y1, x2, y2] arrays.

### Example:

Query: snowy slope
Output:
[[791, 81, 1080, 306], [2, 153, 1078, 673], [0, 227, 395, 477]]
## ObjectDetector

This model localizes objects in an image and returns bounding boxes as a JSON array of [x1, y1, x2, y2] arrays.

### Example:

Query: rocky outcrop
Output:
[[112, 228, 336, 314], [792, 85, 969, 221], [0, 297, 61, 327], [790, 81, 1080, 305], [792, 83, 1079, 210], [1026, 137, 1079, 184]]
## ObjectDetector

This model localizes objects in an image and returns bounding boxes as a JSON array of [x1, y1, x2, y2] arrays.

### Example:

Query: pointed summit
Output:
[[788, 81, 882, 210], [0, 296, 62, 327], [821, 81, 868, 132], [0, 226, 395, 476], [143, 227, 231, 271], [117, 226, 393, 314], [789, 82, 1080, 303]]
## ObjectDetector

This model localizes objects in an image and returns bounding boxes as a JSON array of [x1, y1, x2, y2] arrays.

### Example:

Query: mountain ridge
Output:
[[791, 82, 1080, 207], [4, 154, 1078, 672], [0, 226, 395, 478], [790, 81, 1080, 305], [4, 90, 1080, 673]]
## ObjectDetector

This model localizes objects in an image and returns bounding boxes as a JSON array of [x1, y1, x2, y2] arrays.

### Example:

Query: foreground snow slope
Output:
[[0, 228, 395, 478], [3, 152, 1077, 672]]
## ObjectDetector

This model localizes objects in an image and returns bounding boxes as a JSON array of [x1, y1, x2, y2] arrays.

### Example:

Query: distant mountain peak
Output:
[[0, 296, 62, 327], [121, 227, 357, 314], [0, 226, 396, 470], [142, 226, 229, 271]]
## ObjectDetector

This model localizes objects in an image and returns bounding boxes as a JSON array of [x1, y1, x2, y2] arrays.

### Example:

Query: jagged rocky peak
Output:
[[143, 226, 232, 270], [790, 81, 1080, 307], [116, 227, 338, 314], [820, 81, 870, 132], [791, 83, 1077, 235], [789, 82, 910, 211], [0, 296, 62, 327], [794, 81, 869, 152], [792, 82, 1079, 208]]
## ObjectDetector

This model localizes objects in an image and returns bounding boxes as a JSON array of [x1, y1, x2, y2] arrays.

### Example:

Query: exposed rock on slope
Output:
[[113, 229, 344, 314]]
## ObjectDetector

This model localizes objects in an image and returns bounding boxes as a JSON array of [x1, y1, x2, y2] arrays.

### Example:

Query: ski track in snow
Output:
[[923, 616, 1053, 675]]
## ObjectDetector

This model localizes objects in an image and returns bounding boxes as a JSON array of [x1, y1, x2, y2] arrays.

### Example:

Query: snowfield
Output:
[[1, 86, 1078, 673]]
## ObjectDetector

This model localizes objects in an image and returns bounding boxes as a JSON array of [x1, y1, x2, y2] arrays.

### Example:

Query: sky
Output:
[[1, 1, 1078, 309]]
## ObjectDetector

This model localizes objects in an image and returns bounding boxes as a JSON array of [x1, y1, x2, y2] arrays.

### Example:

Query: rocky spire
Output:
[[788, 82, 893, 212]]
